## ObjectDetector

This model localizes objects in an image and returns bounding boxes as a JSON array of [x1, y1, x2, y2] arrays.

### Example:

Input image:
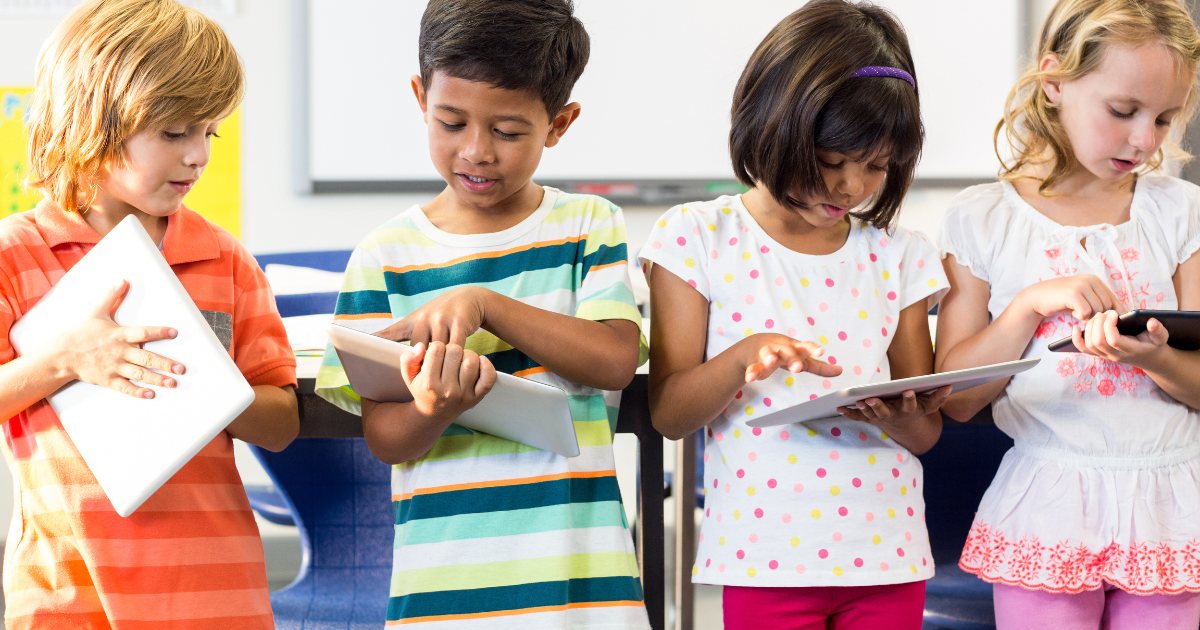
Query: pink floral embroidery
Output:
[[1074, 381, 1093, 393], [961, 521, 1200, 595], [1097, 379, 1116, 396], [1121, 247, 1139, 263], [1056, 358, 1076, 377], [1035, 321, 1059, 340], [1045, 248, 1061, 259]]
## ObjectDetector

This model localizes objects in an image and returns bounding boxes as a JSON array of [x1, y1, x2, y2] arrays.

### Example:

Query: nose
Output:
[[833, 167, 865, 200], [459, 127, 495, 164], [1128, 118, 1157, 153], [185, 134, 211, 170]]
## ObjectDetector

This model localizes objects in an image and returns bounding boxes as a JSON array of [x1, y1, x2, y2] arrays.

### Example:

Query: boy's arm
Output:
[[225, 385, 298, 452], [379, 286, 639, 391]]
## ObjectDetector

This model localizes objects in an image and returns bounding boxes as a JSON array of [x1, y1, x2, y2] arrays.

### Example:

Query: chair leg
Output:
[[637, 433, 666, 630]]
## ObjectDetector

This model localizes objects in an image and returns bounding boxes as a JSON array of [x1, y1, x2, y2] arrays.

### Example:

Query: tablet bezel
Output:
[[1047, 310, 1200, 352]]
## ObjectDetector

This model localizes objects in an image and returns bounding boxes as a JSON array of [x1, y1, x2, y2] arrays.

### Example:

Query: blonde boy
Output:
[[0, 1, 298, 627]]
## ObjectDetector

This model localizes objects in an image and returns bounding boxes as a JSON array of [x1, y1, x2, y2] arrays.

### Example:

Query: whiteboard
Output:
[[307, 0, 1019, 188]]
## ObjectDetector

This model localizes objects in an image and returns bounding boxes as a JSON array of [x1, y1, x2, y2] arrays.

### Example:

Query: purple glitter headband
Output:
[[849, 66, 915, 89]]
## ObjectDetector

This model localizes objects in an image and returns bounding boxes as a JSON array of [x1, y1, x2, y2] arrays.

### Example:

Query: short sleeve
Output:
[[1177, 182, 1200, 264], [575, 202, 648, 365], [937, 187, 1003, 284], [897, 229, 950, 311], [0, 271, 16, 365], [229, 244, 298, 388], [314, 244, 392, 415], [637, 205, 711, 301]]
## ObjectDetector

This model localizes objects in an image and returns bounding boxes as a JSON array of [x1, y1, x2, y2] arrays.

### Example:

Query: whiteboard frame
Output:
[[294, 0, 1037, 202]]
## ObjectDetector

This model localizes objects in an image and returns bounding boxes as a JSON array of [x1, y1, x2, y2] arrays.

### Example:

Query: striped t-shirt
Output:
[[315, 187, 651, 628], [0, 202, 296, 629]]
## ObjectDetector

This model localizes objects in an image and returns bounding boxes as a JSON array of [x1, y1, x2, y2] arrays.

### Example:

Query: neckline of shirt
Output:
[[731, 194, 864, 264], [407, 186, 560, 248], [998, 178, 1146, 236]]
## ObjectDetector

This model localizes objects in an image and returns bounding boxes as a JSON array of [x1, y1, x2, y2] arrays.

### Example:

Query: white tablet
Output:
[[744, 358, 1040, 428], [326, 323, 580, 458], [9, 215, 255, 517]]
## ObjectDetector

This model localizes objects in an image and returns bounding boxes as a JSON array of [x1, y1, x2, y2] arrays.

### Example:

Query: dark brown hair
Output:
[[730, 0, 923, 229], [418, 0, 590, 119]]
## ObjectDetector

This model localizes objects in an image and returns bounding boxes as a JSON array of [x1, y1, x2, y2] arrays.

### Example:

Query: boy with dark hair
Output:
[[315, 0, 651, 627]]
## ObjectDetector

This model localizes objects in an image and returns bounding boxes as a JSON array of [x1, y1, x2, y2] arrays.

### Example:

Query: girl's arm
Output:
[[0, 281, 182, 422], [835, 300, 949, 455], [1069, 251, 1200, 408], [647, 265, 838, 441], [935, 255, 1124, 421]]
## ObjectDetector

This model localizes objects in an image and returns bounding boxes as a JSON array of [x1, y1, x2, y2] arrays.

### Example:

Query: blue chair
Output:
[[254, 250, 353, 319], [250, 438, 393, 630], [918, 408, 1012, 630]]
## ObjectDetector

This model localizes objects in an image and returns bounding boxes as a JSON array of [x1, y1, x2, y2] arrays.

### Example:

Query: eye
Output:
[[495, 129, 521, 140], [206, 131, 221, 139], [439, 120, 465, 131], [1155, 118, 1172, 128], [1109, 107, 1134, 119], [818, 159, 844, 170], [869, 162, 889, 172], [162, 131, 186, 140]]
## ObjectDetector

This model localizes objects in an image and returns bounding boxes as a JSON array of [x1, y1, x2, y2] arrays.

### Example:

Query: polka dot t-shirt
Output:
[[639, 195, 948, 587]]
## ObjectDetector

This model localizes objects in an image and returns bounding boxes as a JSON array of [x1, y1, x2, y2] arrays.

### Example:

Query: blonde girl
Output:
[[936, 0, 1200, 627], [0, 1, 298, 627]]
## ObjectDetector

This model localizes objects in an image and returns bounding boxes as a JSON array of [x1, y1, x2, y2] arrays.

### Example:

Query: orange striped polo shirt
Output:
[[0, 201, 297, 629]]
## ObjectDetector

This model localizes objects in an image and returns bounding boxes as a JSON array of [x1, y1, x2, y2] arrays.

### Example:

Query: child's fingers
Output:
[[123, 346, 184, 376], [804, 358, 842, 378], [1070, 324, 1087, 353], [93, 280, 129, 320], [116, 362, 176, 389], [1144, 317, 1170, 346], [919, 385, 953, 413], [440, 343, 465, 389], [1100, 311, 1124, 351], [376, 318, 414, 342], [107, 375, 154, 400], [837, 406, 868, 422], [399, 342, 425, 385], [864, 398, 893, 419], [475, 356, 497, 398], [897, 390, 918, 416], [458, 350, 480, 393], [421, 341, 446, 383], [449, 321, 470, 348], [121, 325, 178, 346]]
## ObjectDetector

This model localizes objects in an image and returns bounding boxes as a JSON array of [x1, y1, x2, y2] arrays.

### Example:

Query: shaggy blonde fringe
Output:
[[26, 0, 244, 212]]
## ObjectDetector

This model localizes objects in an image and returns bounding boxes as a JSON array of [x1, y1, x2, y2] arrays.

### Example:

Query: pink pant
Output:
[[995, 583, 1200, 630], [723, 581, 925, 630]]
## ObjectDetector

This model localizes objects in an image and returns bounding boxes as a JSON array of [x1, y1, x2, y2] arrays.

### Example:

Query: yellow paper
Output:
[[0, 86, 241, 237]]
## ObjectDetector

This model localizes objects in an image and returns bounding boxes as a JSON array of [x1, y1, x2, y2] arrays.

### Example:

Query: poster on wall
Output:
[[0, 87, 242, 237]]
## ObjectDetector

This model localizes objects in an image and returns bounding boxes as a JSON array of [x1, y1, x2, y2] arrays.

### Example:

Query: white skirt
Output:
[[959, 443, 1200, 595]]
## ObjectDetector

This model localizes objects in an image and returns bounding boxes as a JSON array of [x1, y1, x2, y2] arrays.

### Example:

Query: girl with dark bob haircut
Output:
[[730, 0, 923, 228], [640, 2, 948, 628]]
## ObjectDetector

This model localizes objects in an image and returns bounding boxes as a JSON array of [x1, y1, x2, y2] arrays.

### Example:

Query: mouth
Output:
[[169, 179, 196, 194], [821, 203, 851, 219], [1111, 158, 1141, 172], [457, 173, 497, 193]]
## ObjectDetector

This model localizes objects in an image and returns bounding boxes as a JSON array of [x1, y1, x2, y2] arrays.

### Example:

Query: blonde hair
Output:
[[997, 0, 1200, 194], [26, 0, 244, 212]]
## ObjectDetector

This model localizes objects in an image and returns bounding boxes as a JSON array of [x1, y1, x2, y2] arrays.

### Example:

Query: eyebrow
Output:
[[1109, 96, 1183, 112], [434, 104, 534, 126]]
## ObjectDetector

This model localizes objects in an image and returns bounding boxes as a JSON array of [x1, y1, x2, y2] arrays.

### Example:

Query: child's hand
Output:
[[52, 280, 184, 399], [399, 340, 496, 421], [377, 287, 487, 347], [836, 385, 952, 426], [1070, 309, 1169, 366], [743, 334, 842, 382], [1018, 275, 1125, 321]]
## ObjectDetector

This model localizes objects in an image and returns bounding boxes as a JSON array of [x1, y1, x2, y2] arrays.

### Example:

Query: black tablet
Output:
[[1047, 310, 1200, 352]]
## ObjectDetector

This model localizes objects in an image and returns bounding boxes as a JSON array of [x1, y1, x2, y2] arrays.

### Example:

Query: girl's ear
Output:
[[544, 102, 582, 148], [411, 75, 428, 114], [1039, 54, 1064, 104]]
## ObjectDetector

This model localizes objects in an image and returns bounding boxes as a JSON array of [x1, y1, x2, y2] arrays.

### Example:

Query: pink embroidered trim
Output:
[[959, 519, 1200, 595]]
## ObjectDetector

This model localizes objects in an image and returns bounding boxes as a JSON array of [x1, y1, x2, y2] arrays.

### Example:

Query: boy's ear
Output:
[[544, 102, 582, 148], [412, 75, 428, 114], [1039, 54, 1063, 104]]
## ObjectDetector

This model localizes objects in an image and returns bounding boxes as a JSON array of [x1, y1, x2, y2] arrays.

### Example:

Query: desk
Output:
[[292, 372, 668, 630]]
